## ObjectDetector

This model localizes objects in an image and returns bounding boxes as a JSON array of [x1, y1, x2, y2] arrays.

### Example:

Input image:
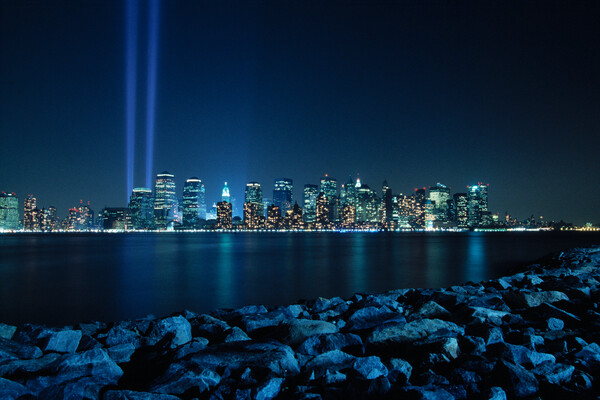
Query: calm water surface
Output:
[[1, 232, 599, 325]]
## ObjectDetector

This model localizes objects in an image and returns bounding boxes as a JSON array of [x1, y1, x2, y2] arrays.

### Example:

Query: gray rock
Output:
[[174, 337, 209, 360], [277, 319, 338, 347], [412, 301, 451, 320], [106, 323, 142, 348], [368, 318, 464, 345], [0, 352, 61, 377], [388, 358, 412, 384], [39, 376, 108, 400], [55, 348, 123, 382], [39, 329, 82, 353], [0, 377, 31, 399], [240, 312, 287, 333], [347, 306, 404, 330], [487, 386, 507, 400], [0, 324, 17, 340], [353, 356, 388, 379], [187, 341, 300, 376], [150, 363, 220, 395], [487, 342, 555, 367], [402, 386, 455, 400], [104, 390, 180, 399], [547, 317, 564, 331], [491, 360, 539, 398], [146, 316, 192, 348], [574, 343, 600, 369], [305, 350, 355, 377], [0, 337, 43, 360], [78, 321, 106, 337], [533, 362, 574, 385], [457, 335, 486, 355], [256, 377, 284, 400], [296, 333, 363, 356], [470, 307, 510, 326], [107, 343, 136, 364], [312, 297, 346, 313], [224, 326, 251, 343], [504, 290, 569, 308]]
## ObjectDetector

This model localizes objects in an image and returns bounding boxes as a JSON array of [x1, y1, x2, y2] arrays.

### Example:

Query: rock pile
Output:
[[1, 246, 600, 399]]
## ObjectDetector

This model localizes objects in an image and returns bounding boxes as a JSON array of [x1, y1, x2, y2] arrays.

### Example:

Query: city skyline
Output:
[[1, 2, 599, 225]]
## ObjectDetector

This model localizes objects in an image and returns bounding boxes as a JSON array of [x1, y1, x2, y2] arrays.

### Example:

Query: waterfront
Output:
[[1, 231, 599, 326]]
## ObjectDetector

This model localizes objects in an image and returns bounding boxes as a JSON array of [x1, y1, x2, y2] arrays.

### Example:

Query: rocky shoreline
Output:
[[1, 247, 600, 399]]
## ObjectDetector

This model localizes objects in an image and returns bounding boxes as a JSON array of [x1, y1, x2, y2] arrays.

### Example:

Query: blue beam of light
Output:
[[125, 0, 139, 201], [145, 0, 160, 188]]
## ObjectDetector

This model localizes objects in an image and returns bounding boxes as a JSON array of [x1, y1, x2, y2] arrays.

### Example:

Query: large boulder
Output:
[[368, 319, 464, 345], [39, 329, 82, 354], [304, 350, 356, 378], [0, 337, 43, 361], [503, 290, 569, 309], [276, 319, 338, 347], [296, 333, 363, 356], [0, 324, 17, 340], [146, 316, 192, 348], [0, 377, 32, 399], [491, 360, 539, 398], [346, 306, 405, 330], [106, 323, 142, 348], [352, 356, 388, 380], [149, 363, 220, 395]]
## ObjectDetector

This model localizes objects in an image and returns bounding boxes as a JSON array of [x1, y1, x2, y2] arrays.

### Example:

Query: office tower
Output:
[[216, 201, 232, 229], [43, 206, 58, 231], [221, 182, 230, 203], [356, 184, 378, 224], [381, 180, 393, 225], [154, 171, 177, 229], [412, 188, 426, 228], [23, 194, 37, 230], [340, 204, 356, 229], [262, 198, 272, 218], [273, 178, 293, 216], [243, 182, 263, 229], [303, 184, 319, 223], [288, 202, 304, 230], [182, 177, 205, 228], [0, 192, 19, 230], [454, 192, 468, 228], [319, 175, 337, 200], [467, 183, 489, 227], [101, 208, 131, 230], [266, 204, 282, 229], [129, 187, 154, 229], [315, 193, 329, 229], [77, 201, 94, 230], [429, 183, 451, 223]]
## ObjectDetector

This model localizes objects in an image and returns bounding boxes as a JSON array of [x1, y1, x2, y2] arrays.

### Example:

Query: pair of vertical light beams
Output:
[[126, 0, 160, 200]]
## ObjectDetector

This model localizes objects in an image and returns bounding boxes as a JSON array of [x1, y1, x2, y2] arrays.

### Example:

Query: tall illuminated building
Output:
[[221, 182, 231, 203], [0, 192, 19, 230], [381, 180, 393, 225], [182, 177, 206, 228], [357, 184, 378, 224], [467, 183, 489, 227], [129, 187, 154, 229], [319, 176, 337, 201], [154, 171, 177, 229], [412, 188, 426, 228], [216, 201, 232, 229], [243, 182, 263, 229], [453, 193, 468, 228], [244, 182, 263, 213], [273, 178, 293, 216], [266, 205, 282, 229], [340, 204, 356, 229], [315, 193, 329, 229], [42, 206, 58, 232], [101, 208, 131, 230], [429, 183, 451, 222], [288, 202, 304, 230], [23, 194, 37, 231], [303, 184, 318, 223]]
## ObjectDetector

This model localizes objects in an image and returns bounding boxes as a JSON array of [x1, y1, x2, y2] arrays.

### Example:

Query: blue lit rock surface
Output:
[[1, 247, 600, 399]]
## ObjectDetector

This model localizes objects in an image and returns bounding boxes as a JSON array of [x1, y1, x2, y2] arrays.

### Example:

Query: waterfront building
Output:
[[429, 183, 451, 222], [77, 201, 94, 230], [303, 184, 319, 224], [43, 206, 58, 231], [340, 204, 356, 229], [266, 204, 282, 229], [102, 207, 131, 230], [412, 188, 426, 228], [273, 178, 293, 216], [315, 193, 329, 229], [23, 194, 37, 230], [129, 187, 154, 229], [453, 192, 468, 228], [154, 171, 177, 229], [0, 192, 19, 230], [244, 182, 263, 214], [216, 201, 232, 229], [356, 184, 378, 224], [182, 177, 206, 228], [221, 182, 230, 204], [381, 180, 393, 226], [262, 198, 271, 218], [467, 183, 489, 227], [287, 202, 304, 230], [320, 176, 337, 201]]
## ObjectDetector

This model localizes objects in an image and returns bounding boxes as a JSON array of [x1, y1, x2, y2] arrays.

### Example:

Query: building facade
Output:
[[154, 171, 177, 229]]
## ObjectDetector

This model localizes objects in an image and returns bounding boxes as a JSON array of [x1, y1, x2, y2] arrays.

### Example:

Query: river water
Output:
[[0, 231, 598, 325]]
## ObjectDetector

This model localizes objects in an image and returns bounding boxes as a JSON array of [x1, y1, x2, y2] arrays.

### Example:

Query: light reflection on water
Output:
[[0, 231, 598, 325]]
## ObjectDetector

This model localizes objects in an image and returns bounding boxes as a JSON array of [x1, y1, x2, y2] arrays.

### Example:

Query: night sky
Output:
[[1, 1, 599, 224]]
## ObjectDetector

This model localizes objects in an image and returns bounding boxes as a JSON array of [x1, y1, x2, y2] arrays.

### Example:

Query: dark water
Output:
[[0, 232, 599, 326]]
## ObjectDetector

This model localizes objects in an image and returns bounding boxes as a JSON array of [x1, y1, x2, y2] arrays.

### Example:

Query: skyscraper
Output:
[[101, 208, 131, 230], [266, 204, 282, 229], [381, 180, 393, 225], [315, 193, 329, 229], [216, 201, 232, 229], [429, 183, 451, 222], [23, 194, 37, 231], [303, 184, 319, 223], [222, 182, 231, 203], [412, 188, 426, 228], [182, 177, 206, 228], [453, 193, 468, 228], [467, 183, 489, 227], [273, 178, 293, 216], [129, 187, 154, 229], [243, 182, 263, 229], [154, 171, 177, 229], [0, 192, 19, 230]]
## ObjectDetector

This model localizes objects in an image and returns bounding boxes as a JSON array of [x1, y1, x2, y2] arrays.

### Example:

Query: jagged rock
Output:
[[347, 306, 405, 330], [39, 329, 82, 353], [487, 386, 507, 400], [296, 333, 363, 356], [411, 301, 451, 320], [566, 369, 593, 392], [150, 363, 220, 395], [107, 343, 136, 364], [106, 323, 142, 348], [0, 324, 17, 340], [103, 390, 180, 399], [458, 335, 486, 355], [532, 361, 574, 385], [240, 312, 287, 333], [574, 343, 600, 369], [504, 290, 569, 308], [78, 321, 106, 337], [387, 358, 412, 384], [175, 337, 209, 360], [321, 370, 346, 384], [230, 305, 268, 316], [224, 326, 251, 343], [368, 319, 464, 345], [353, 356, 388, 379], [311, 297, 346, 313], [255, 377, 284, 400], [304, 350, 356, 377], [0, 352, 61, 377], [0, 377, 31, 399], [78, 334, 103, 352], [486, 342, 555, 367], [470, 307, 510, 326], [187, 341, 300, 376], [276, 319, 338, 347], [39, 375, 110, 399], [466, 325, 503, 346], [146, 316, 192, 348], [547, 317, 564, 331], [401, 386, 455, 400], [0, 337, 43, 361], [491, 360, 539, 398]]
